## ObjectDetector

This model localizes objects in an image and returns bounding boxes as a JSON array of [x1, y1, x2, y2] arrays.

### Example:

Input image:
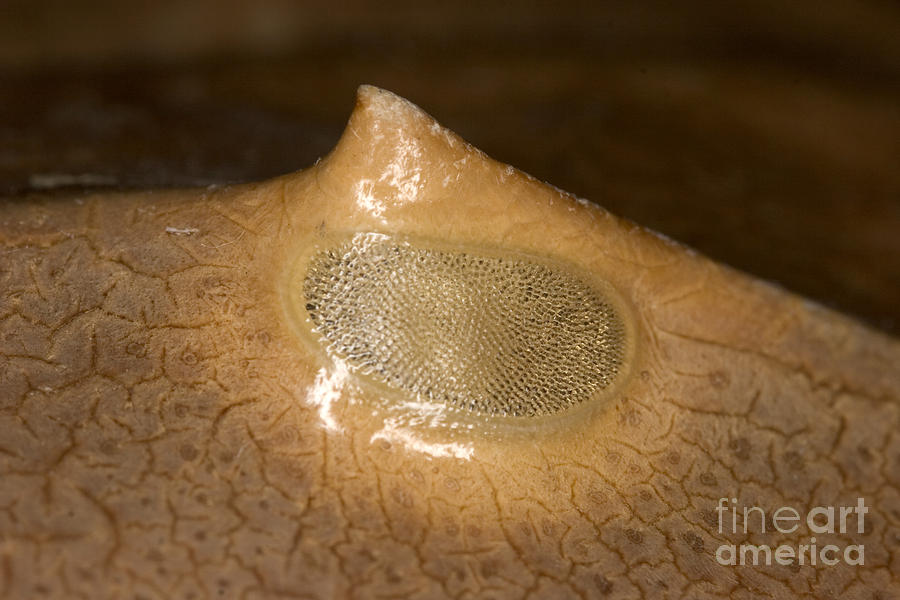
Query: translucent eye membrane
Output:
[[298, 233, 627, 418]]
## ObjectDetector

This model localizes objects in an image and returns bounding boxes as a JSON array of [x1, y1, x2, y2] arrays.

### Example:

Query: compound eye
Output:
[[299, 232, 629, 419]]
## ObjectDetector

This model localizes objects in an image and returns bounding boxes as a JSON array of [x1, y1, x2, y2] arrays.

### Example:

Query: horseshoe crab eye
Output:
[[296, 232, 629, 419]]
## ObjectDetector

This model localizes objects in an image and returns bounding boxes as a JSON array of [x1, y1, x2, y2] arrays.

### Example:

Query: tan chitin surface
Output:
[[0, 86, 898, 598]]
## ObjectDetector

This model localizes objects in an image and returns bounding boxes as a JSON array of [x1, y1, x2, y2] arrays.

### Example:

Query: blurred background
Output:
[[1, 0, 898, 333]]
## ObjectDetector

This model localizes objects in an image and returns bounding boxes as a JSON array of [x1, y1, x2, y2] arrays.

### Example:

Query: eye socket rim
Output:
[[282, 230, 639, 435]]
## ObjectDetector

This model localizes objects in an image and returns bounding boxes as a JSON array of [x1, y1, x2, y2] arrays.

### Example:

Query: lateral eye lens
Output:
[[302, 233, 626, 418]]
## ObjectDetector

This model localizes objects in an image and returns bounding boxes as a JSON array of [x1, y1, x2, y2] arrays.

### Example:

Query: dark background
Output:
[[1, 1, 898, 334]]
